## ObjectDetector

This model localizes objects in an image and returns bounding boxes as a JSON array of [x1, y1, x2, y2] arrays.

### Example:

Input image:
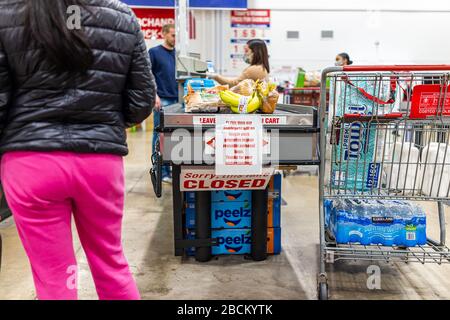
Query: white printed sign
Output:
[[215, 115, 263, 175], [203, 130, 271, 156], [180, 166, 274, 191], [193, 115, 286, 126]]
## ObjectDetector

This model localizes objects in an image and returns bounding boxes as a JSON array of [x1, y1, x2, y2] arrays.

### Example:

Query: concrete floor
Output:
[[1, 130, 450, 300]]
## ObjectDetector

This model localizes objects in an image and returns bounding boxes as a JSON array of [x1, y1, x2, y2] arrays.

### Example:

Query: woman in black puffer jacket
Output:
[[0, 0, 155, 300]]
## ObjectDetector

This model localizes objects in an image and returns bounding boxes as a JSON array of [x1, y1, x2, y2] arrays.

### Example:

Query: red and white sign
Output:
[[180, 167, 274, 191], [215, 115, 263, 175], [132, 8, 175, 40], [231, 9, 271, 27], [229, 9, 271, 77], [193, 115, 286, 126], [410, 84, 450, 119], [203, 131, 271, 155]]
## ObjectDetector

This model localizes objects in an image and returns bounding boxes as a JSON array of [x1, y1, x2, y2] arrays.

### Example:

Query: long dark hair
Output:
[[247, 39, 270, 73], [338, 52, 353, 65], [25, 0, 94, 73]]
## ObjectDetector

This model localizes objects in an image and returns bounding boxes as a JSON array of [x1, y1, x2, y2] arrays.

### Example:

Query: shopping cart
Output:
[[318, 65, 450, 300]]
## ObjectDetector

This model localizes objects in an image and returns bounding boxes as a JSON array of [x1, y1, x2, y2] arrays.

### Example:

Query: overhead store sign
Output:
[[229, 9, 271, 75], [180, 167, 274, 191], [132, 8, 175, 40], [231, 9, 271, 28], [123, 0, 247, 9]]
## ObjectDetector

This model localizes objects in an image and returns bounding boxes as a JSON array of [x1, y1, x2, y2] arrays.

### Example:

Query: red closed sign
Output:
[[180, 167, 274, 191]]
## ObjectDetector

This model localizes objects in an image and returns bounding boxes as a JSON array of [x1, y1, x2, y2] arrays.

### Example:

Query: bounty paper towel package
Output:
[[331, 78, 393, 191]]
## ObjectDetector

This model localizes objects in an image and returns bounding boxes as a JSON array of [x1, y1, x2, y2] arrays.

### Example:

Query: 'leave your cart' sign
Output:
[[215, 115, 263, 175]]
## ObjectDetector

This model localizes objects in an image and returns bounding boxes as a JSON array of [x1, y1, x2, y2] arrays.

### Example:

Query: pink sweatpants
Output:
[[0, 151, 140, 300]]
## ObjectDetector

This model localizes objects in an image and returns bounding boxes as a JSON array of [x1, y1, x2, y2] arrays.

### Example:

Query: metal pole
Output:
[[195, 191, 212, 262]]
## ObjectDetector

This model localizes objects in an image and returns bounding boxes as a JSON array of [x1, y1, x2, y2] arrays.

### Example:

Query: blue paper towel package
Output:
[[330, 78, 395, 191]]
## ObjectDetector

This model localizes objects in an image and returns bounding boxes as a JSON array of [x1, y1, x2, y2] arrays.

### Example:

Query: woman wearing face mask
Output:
[[210, 39, 270, 86], [335, 52, 353, 66]]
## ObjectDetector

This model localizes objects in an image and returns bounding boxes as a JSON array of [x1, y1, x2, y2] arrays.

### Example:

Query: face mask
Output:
[[335, 60, 344, 66], [244, 52, 253, 64]]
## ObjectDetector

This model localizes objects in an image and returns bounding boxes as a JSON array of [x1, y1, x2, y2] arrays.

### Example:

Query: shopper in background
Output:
[[149, 24, 177, 184], [210, 39, 270, 86], [0, 0, 156, 300], [335, 52, 353, 66]]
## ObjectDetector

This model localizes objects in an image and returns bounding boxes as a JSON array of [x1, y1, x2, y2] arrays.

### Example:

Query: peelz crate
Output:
[[328, 199, 426, 247], [211, 190, 252, 203], [212, 229, 252, 255], [211, 200, 252, 229]]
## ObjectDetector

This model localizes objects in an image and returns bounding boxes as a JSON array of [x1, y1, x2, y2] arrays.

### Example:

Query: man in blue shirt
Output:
[[149, 24, 177, 183]]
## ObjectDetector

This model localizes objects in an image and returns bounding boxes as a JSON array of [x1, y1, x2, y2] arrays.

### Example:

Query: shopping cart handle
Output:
[[384, 112, 404, 118], [343, 114, 363, 119], [343, 65, 450, 72]]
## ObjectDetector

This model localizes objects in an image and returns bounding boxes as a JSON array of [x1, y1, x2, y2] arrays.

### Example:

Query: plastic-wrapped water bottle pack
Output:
[[326, 199, 426, 247]]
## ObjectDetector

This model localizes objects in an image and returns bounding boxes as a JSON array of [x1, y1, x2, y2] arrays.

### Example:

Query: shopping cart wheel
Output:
[[318, 282, 329, 300], [317, 273, 329, 300]]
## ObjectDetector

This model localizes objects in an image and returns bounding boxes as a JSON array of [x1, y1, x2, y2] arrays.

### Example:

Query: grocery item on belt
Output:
[[219, 79, 279, 114], [184, 84, 228, 113], [261, 83, 279, 114], [219, 89, 262, 114], [230, 79, 255, 96]]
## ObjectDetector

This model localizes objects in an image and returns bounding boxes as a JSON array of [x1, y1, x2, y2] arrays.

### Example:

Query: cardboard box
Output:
[[185, 202, 196, 229], [211, 201, 252, 229], [185, 191, 196, 203], [268, 174, 282, 228], [267, 227, 282, 255]]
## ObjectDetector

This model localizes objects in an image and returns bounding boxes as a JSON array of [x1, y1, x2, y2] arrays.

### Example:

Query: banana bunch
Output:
[[219, 89, 262, 114]]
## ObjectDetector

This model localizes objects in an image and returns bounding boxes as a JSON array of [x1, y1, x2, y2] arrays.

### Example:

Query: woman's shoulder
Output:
[[244, 64, 269, 77]]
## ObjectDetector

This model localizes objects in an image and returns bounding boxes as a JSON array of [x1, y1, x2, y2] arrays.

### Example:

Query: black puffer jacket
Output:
[[0, 0, 156, 156]]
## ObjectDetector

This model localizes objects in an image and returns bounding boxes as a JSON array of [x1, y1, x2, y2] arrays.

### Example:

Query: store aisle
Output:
[[1, 131, 450, 300]]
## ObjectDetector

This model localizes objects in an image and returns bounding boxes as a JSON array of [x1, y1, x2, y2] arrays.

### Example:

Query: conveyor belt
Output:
[[159, 103, 318, 131], [158, 103, 320, 165]]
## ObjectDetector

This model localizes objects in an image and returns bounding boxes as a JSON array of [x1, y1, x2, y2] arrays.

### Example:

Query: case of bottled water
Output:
[[327, 199, 426, 246]]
